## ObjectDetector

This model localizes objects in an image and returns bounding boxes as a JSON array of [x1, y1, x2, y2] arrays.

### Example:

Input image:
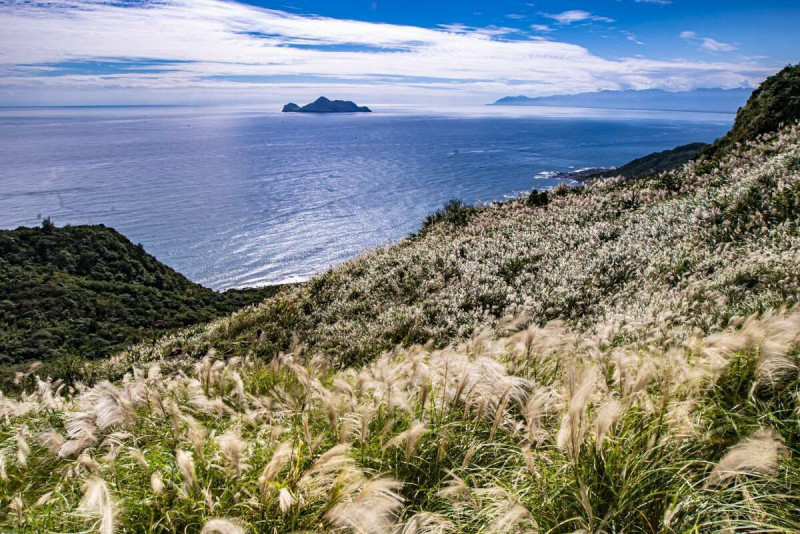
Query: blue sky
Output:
[[0, 0, 796, 106]]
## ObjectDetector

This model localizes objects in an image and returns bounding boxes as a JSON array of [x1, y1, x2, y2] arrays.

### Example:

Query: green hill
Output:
[[589, 141, 707, 180], [585, 65, 800, 181], [702, 63, 800, 161], [0, 222, 281, 371]]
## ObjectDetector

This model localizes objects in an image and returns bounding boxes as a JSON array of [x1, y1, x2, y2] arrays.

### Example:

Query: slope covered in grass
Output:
[[2, 118, 799, 532], [702, 64, 800, 162], [73, 119, 798, 382]]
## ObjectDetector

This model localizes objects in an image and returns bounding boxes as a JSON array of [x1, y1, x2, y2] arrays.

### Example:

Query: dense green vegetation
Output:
[[702, 63, 800, 161], [0, 222, 281, 369], [589, 141, 707, 180]]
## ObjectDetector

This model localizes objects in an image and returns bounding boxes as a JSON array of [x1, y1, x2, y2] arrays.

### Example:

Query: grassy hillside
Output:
[[0, 222, 281, 371], [78, 119, 796, 380], [588, 142, 707, 180], [702, 64, 800, 162], [583, 65, 800, 182], [1, 110, 799, 533]]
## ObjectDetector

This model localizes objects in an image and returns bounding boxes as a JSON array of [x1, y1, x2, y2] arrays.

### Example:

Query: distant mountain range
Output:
[[283, 96, 372, 113], [491, 88, 753, 113]]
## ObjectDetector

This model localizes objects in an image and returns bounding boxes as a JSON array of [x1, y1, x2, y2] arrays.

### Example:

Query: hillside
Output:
[[702, 64, 800, 161], [586, 142, 707, 180], [2, 109, 799, 531], [491, 87, 751, 113], [582, 65, 800, 181], [0, 222, 281, 372]]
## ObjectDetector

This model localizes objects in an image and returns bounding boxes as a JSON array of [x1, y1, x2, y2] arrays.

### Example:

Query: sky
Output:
[[0, 0, 797, 107]]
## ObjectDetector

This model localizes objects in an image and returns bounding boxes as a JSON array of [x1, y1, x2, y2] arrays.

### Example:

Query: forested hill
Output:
[[0, 221, 280, 368]]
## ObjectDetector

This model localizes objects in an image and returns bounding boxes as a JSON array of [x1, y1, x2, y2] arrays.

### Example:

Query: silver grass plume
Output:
[[80, 477, 115, 534], [10, 495, 23, 526], [298, 444, 356, 500], [278, 488, 295, 514], [39, 429, 65, 456], [557, 366, 597, 459], [16, 426, 30, 467], [259, 440, 293, 490], [593, 398, 622, 453], [705, 428, 788, 488], [200, 518, 245, 534], [150, 471, 164, 495], [175, 450, 198, 492], [436, 469, 477, 509], [383, 420, 427, 461], [401, 512, 456, 534], [215, 430, 250, 477], [326, 477, 404, 534], [129, 448, 149, 473], [477, 485, 536, 534]]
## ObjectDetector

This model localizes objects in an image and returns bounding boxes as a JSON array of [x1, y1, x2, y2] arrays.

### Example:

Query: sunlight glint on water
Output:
[[0, 106, 732, 289]]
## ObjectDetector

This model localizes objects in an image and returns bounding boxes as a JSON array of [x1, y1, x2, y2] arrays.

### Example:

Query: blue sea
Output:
[[0, 106, 733, 289]]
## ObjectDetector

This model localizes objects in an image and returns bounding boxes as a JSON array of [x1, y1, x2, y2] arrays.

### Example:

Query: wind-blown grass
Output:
[[1, 305, 799, 532]]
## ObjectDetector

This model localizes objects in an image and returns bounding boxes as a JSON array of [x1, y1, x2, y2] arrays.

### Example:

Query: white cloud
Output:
[[530, 24, 553, 33], [681, 31, 737, 53], [437, 23, 521, 37], [635, 0, 672, 4], [700, 38, 737, 52], [541, 10, 614, 25], [623, 31, 644, 45], [0, 0, 769, 106]]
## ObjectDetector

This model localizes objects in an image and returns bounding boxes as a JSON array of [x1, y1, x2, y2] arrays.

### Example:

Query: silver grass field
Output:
[[2, 124, 800, 532]]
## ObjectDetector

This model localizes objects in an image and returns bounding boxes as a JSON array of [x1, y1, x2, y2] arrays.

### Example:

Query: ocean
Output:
[[0, 105, 733, 289]]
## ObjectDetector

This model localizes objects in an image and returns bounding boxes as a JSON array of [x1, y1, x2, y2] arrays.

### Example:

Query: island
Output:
[[490, 88, 751, 114], [282, 96, 372, 113]]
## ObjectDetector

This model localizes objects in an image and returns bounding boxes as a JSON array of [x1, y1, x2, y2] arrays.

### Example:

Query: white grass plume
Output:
[[557, 366, 597, 458], [278, 488, 295, 514], [436, 469, 477, 509], [39, 429, 65, 456], [79, 477, 115, 534], [200, 518, 245, 534], [326, 477, 404, 534], [129, 448, 149, 472], [401, 512, 456, 534], [593, 398, 622, 453], [9, 495, 23, 527], [15, 426, 30, 467], [175, 450, 198, 492], [214, 430, 250, 477], [705, 428, 789, 488], [150, 471, 164, 495], [383, 420, 427, 461], [259, 440, 293, 489]]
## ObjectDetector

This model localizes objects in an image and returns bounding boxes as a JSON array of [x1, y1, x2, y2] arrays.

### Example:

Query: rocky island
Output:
[[282, 96, 372, 113]]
